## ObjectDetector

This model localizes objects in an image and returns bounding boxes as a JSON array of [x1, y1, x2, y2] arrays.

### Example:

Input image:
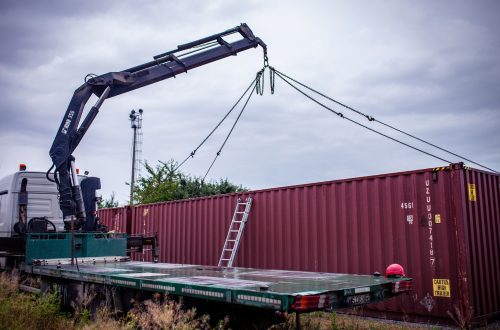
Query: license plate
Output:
[[345, 293, 371, 306]]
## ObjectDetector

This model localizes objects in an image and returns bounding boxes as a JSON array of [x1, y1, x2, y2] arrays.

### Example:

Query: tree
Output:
[[132, 159, 247, 204], [98, 191, 119, 209]]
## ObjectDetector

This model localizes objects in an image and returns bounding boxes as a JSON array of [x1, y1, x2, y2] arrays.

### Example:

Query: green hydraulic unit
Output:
[[25, 233, 127, 265]]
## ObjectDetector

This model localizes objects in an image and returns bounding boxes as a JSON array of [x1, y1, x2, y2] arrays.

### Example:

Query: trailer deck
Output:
[[26, 256, 412, 312]]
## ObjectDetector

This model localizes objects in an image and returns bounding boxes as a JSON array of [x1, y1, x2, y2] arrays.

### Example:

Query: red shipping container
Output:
[[99, 163, 499, 323], [98, 206, 128, 233]]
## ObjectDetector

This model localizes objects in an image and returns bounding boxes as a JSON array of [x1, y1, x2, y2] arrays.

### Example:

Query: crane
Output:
[[47, 23, 267, 231]]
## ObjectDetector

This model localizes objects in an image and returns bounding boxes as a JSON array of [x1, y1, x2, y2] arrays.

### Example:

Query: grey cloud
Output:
[[1, 0, 498, 203]]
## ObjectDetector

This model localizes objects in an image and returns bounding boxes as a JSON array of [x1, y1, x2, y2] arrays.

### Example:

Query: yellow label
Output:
[[143, 208, 149, 217], [468, 183, 476, 201], [435, 214, 441, 224], [433, 279, 451, 297]]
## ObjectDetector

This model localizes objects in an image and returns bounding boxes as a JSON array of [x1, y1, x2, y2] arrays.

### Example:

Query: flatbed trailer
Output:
[[25, 257, 411, 314], [9, 233, 413, 328], [19, 233, 412, 313]]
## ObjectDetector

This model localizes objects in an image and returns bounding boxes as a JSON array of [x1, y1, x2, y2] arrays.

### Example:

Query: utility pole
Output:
[[129, 109, 143, 204]]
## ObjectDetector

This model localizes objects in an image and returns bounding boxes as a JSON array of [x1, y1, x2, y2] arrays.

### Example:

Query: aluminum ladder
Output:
[[218, 197, 253, 267]]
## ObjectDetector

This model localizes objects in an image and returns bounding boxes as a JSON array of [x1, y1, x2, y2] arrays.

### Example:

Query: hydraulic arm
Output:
[[48, 23, 267, 230]]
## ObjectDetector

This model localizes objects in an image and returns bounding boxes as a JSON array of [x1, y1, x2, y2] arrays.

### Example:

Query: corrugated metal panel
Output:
[[98, 164, 499, 322], [99, 207, 128, 233], [129, 196, 238, 265], [462, 169, 500, 320]]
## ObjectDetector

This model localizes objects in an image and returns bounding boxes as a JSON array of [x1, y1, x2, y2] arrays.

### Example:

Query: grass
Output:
[[280, 311, 442, 329], [127, 299, 212, 329], [0, 271, 71, 330]]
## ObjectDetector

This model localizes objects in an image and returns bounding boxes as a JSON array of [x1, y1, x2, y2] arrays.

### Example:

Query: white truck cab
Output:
[[0, 170, 65, 238], [0, 165, 96, 238]]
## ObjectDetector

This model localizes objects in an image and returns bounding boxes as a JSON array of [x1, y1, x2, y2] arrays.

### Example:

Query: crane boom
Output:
[[48, 23, 267, 230]]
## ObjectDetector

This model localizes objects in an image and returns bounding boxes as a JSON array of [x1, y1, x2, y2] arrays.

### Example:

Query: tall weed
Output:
[[0, 272, 70, 330]]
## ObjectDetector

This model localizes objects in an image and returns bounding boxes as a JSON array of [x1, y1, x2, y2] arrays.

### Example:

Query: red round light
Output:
[[385, 263, 406, 277], [19, 164, 27, 171]]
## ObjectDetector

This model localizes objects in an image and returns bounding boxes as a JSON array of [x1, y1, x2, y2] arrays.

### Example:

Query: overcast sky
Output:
[[1, 0, 499, 203]]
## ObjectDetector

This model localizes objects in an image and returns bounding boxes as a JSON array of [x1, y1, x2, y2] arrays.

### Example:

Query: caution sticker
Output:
[[435, 214, 441, 224], [468, 183, 477, 202], [433, 279, 451, 297]]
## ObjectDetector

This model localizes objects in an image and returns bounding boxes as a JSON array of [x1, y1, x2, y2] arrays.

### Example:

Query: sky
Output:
[[0, 0, 499, 204]]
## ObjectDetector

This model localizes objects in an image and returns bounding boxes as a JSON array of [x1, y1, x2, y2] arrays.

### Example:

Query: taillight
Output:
[[291, 294, 329, 311], [392, 280, 412, 293]]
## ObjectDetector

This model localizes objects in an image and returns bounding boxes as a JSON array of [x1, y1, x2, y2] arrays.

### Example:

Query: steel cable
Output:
[[174, 72, 261, 172], [202, 76, 259, 181], [273, 68, 499, 173], [273, 70, 456, 165]]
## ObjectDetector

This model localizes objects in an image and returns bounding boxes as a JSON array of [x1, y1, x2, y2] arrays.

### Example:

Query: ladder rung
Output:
[[219, 198, 252, 266]]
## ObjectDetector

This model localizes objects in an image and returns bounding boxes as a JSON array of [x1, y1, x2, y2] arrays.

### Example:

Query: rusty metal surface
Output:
[[99, 164, 499, 322]]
